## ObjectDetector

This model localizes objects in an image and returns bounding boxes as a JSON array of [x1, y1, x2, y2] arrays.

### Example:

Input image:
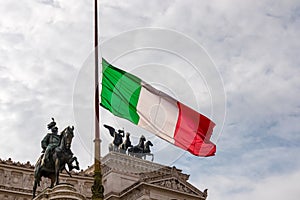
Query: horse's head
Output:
[[146, 140, 153, 147], [61, 126, 74, 149], [140, 135, 146, 142]]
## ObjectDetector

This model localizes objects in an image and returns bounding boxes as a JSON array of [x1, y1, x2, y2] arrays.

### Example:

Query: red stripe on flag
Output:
[[174, 102, 216, 157]]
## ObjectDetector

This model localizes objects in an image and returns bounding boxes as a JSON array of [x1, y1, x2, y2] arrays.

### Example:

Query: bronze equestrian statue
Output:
[[33, 118, 80, 198]]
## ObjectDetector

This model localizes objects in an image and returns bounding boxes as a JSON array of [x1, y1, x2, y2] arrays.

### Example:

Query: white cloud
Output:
[[198, 169, 300, 200]]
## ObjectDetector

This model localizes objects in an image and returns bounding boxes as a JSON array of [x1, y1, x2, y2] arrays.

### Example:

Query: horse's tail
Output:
[[34, 154, 43, 178], [33, 179, 38, 198], [34, 154, 43, 168], [33, 157, 42, 198]]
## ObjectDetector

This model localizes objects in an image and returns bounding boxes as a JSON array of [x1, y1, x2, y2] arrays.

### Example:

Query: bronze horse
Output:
[[119, 132, 133, 154], [143, 140, 154, 161], [128, 136, 154, 161], [127, 135, 146, 158], [32, 126, 79, 198]]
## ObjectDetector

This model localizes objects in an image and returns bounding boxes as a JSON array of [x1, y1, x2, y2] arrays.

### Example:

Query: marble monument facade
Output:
[[0, 152, 207, 200]]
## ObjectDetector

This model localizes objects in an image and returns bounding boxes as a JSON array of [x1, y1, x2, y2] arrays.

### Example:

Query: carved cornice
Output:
[[101, 152, 167, 175], [82, 153, 190, 182], [0, 185, 33, 195], [0, 158, 34, 169], [0, 158, 93, 178]]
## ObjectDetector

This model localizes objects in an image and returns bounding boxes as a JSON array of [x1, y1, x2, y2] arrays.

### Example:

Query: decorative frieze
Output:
[[152, 178, 195, 194]]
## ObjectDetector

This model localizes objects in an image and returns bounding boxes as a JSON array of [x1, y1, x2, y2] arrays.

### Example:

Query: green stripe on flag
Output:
[[101, 58, 141, 124]]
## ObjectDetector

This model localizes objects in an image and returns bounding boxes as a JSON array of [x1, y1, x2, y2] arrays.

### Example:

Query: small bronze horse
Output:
[[128, 135, 146, 158], [32, 126, 79, 198], [143, 140, 154, 161], [119, 132, 133, 154]]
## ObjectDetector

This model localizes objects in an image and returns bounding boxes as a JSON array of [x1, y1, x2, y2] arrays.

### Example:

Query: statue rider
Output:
[[41, 118, 61, 166], [115, 129, 125, 145]]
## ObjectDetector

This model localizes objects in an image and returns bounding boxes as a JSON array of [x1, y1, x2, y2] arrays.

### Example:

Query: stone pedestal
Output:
[[33, 184, 86, 200]]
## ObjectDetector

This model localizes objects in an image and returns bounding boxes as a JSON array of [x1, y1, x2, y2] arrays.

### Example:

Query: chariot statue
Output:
[[104, 124, 154, 161]]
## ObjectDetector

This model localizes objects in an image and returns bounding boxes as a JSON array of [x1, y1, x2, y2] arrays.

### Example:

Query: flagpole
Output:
[[91, 0, 104, 199]]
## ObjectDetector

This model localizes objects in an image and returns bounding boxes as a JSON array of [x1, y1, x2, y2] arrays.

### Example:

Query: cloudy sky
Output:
[[1, 0, 300, 199]]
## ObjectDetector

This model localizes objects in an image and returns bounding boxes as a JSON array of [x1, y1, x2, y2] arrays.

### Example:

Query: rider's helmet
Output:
[[47, 118, 56, 130]]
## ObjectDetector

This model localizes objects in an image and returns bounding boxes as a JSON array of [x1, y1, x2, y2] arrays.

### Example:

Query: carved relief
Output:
[[153, 178, 196, 195], [177, 181, 184, 191], [29, 174, 35, 188], [165, 180, 171, 188], [3, 170, 11, 185], [0, 169, 4, 185], [77, 181, 84, 193], [22, 174, 31, 189], [11, 171, 23, 187], [171, 179, 177, 190], [83, 181, 93, 195]]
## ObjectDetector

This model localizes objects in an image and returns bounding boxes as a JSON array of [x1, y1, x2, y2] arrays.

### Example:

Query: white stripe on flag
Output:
[[136, 83, 178, 143]]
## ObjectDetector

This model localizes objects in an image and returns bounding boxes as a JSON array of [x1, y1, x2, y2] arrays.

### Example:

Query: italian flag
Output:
[[101, 58, 216, 157]]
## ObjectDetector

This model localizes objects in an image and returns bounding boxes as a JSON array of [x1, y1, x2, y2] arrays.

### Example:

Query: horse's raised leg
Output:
[[67, 157, 80, 171], [74, 157, 80, 170]]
